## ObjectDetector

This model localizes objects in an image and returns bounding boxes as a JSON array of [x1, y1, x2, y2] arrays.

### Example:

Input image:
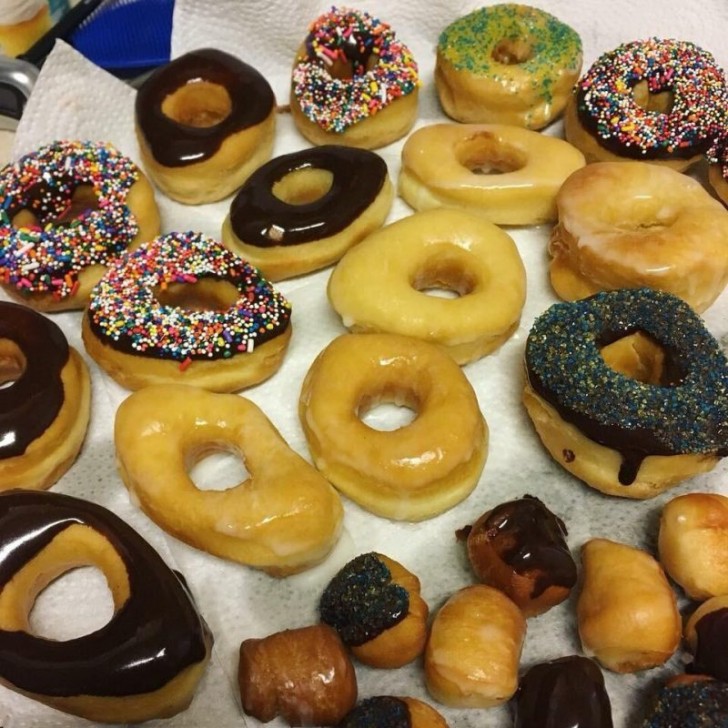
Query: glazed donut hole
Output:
[[186, 443, 250, 492], [410, 247, 480, 299], [357, 383, 419, 432], [271, 166, 334, 206], [160, 80, 233, 128], [0, 338, 26, 387], [455, 131, 528, 176]]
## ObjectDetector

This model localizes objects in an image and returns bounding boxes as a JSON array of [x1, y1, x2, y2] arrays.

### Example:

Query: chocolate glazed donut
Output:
[[0, 489, 213, 722]]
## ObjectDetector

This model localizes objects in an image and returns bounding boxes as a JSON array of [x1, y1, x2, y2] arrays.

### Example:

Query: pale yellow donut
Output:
[[328, 209, 526, 364], [299, 333, 488, 521], [398, 123, 585, 225], [549, 161, 728, 312], [115, 384, 344, 577]]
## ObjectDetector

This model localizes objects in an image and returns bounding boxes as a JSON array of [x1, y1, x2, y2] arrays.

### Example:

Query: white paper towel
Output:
[[2, 1, 728, 726]]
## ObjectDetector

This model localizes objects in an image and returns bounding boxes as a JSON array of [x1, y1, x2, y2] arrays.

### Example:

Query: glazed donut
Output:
[[290, 7, 419, 149], [436, 4, 582, 128], [399, 123, 585, 225], [709, 136, 728, 205], [577, 538, 680, 674], [0, 489, 213, 723], [0, 302, 90, 491], [221, 145, 393, 281], [685, 596, 728, 682], [82, 231, 292, 392], [564, 38, 728, 170], [0, 140, 159, 311], [299, 333, 488, 521], [319, 552, 428, 669], [339, 696, 449, 728], [114, 384, 343, 577], [523, 288, 728, 498], [549, 161, 728, 312], [135, 48, 276, 204], [328, 208, 525, 364]]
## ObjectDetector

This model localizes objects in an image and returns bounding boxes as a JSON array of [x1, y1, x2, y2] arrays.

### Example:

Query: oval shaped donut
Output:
[[299, 333, 488, 521], [0, 140, 159, 311], [0, 301, 90, 491], [328, 208, 526, 364], [524, 288, 728, 498], [0, 489, 212, 723], [135, 48, 276, 204], [82, 231, 292, 392], [222, 145, 393, 280], [399, 123, 585, 225], [115, 384, 343, 576]]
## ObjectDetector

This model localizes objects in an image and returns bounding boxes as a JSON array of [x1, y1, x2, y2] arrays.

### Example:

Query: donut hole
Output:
[[327, 51, 379, 79], [633, 80, 675, 114], [492, 37, 534, 65], [11, 184, 100, 228], [188, 444, 251, 491], [0, 338, 26, 389], [161, 80, 232, 128], [358, 385, 419, 431], [456, 133, 527, 175], [153, 278, 240, 312], [411, 250, 479, 299], [600, 331, 682, 386], [272, 168, 334, 205]]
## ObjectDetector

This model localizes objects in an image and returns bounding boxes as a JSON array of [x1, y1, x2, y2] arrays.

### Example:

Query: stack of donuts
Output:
[[0, 2, 726, 727]]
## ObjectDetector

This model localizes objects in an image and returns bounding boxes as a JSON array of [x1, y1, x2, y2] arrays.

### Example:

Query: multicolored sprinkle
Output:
[[574, 38, 728, 159], [0, 140, 140, 299], [87, 232, 291, 364], [642, 680, 728, 728], [291, 7, 419, 133]]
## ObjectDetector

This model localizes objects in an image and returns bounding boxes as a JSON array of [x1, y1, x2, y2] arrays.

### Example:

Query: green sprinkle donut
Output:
[[524, 288, 728, 498]]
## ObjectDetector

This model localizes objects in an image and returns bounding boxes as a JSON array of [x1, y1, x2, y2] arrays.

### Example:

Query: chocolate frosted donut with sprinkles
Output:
[[290, 7, 419, 149], [82, 232, 291, 392], [523, 288, 728, 499], [0, 140, 160, 311], [564, 38, 728, 171]]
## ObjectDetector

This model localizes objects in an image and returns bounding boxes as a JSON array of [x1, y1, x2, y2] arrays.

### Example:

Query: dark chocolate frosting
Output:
[[0, 302, 69, 459], [135, 48, 275, 168], [688, 607, 728, 682], [0, 489, 212, 697], [229, 145, 388, 247], [338, 696, 411, 728]]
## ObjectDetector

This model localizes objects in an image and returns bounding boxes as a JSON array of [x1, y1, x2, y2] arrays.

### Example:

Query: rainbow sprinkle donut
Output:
[[565, 38, 727, 170], [290, 7, 419, 149], [0, 140, 159, 311], [82, 232, 292, 392]]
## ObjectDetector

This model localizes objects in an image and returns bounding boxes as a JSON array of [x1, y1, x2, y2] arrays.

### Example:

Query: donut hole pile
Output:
[[160, 80, 233, 129], [599, 331, 673, 387], [455, 131, 528, 175], [271, 166, 334, 206], [409, 247, 480, 299], [152, 278, 241, 313], [0, 337, 26, 388]]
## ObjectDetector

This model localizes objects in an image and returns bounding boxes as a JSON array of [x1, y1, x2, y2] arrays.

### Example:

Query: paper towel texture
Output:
[[2, 2, 728, 727]]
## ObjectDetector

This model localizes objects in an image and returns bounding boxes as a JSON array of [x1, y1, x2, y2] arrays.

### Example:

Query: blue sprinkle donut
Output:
[[524, 288, 728, 498]]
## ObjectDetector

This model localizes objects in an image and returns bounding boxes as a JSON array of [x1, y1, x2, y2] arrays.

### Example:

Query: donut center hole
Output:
[[161, 80, 232, 127], [272, 168, 334, 205], [633, 80, 675, 114], [492, 37, 534, 65], [327, 51, 378, 79], [188, 445, 250, 491], [0, 338, 25, 389], [457, 133, 527, 175], [600, 331, 680, 386], [359, 386, 419, 431], [11, 184, 100, 228], [30, 566, 115, 640], [154, 278, 240, 312], [412, 253, 477, 299]]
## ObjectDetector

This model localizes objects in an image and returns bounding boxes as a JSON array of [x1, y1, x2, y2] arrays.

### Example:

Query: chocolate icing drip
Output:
[[688, 607, 728, 681], [512, 655, 614, 728], [135, 48, 275, 168], [339, 696, 411, 728], [0, 302, 68, 459], [229, 146, 387, 247], [473, 496, 577, 598], [0, 490, 212, 697]]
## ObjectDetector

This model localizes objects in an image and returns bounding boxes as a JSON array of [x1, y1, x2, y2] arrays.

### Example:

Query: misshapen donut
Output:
[[564, 38, 728, 170], [115, 385, 343, 577], [0, 489, 212, 723], [436, 4, 582, 128], [0, 302, 90, 491], [524, 288, 728, 498], [299, 333, 488, 521], [0, 140, 159, 311], [222, 145, 393, 281], [136, 49, 276, 204], [328, 208, 526, 364], [290, 7, 419, 149], [399, 123, 585, 225], [82, 232, 292, 392]]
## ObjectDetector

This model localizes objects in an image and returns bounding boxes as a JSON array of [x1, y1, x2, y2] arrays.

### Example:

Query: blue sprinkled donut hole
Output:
[[525, 288, 728, 495]]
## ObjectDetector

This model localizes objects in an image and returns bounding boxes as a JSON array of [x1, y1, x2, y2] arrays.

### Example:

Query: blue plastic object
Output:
[[69, 0, 174, 78]]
